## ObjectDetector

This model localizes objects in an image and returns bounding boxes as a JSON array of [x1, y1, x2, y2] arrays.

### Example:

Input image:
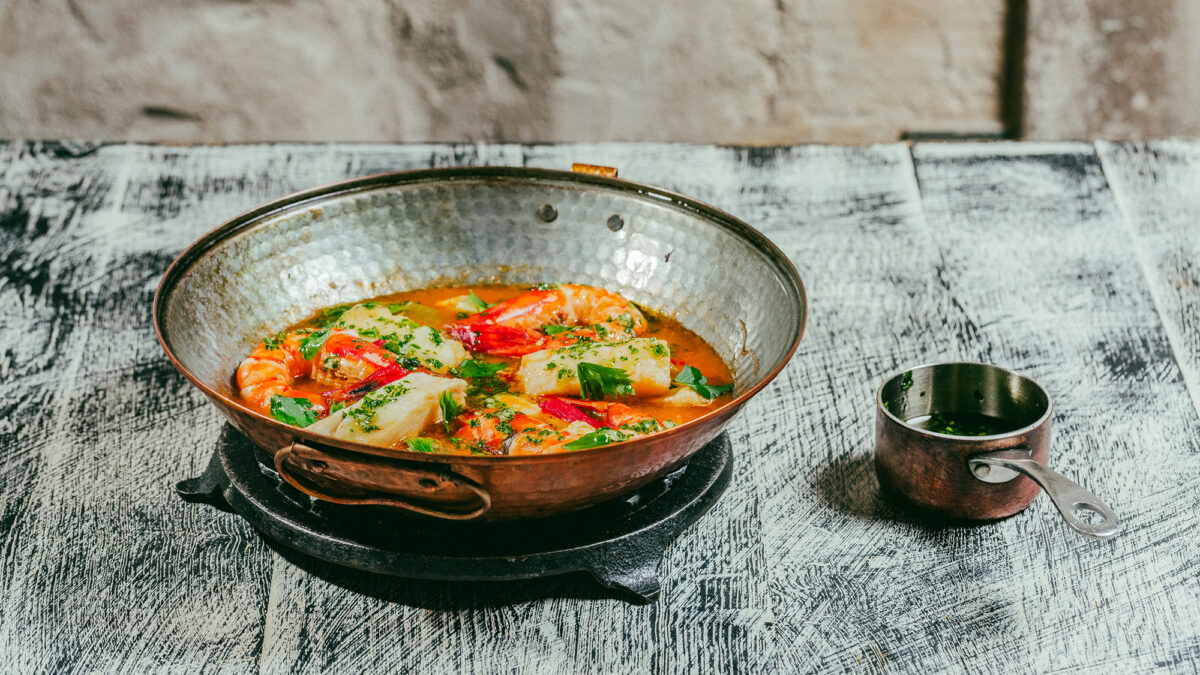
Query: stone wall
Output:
[[0, 0, 1007, 143], [2, 1, 1196, 143]]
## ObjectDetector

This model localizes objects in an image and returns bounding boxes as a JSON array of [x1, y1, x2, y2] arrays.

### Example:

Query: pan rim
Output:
[[153, 166, 807, 464]]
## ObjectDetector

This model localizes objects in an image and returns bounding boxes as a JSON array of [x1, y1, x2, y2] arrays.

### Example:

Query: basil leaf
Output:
[[542, 324, 573, 336], [406, 438, 438, 453], [577, 362, 634, 400], [466, 290, 492, 312], [318, 304, 352, 327], [269, 395, 319, 428], [452, 359, 507, 378], [673, 365, 733, 399], [564, 427, 629, 451], [298, 329, 331, 360], [439, 391, 463, 433]]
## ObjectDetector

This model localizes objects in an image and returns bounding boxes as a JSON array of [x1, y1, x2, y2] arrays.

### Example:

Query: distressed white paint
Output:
[[0, 141, 1197, 672]]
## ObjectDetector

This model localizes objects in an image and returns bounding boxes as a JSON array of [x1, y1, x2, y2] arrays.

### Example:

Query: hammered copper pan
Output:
[[154, 167, 806, 520]]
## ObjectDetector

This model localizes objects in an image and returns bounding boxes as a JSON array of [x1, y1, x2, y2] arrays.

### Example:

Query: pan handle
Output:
[[968, 449, 1120, 539], [273, 441, 491, 520]]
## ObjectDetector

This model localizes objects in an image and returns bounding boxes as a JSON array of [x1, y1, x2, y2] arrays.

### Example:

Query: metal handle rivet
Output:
[[537, 203, 557, 222], [607, 214, 624, 231]]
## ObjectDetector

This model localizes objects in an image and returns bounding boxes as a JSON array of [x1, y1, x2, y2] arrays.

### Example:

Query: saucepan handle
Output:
[[274, 441, 491, 520], [968, 449, 1120, 539]]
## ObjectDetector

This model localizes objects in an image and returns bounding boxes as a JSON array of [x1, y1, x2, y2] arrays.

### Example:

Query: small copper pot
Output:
[[874, 362, 1119, 539]]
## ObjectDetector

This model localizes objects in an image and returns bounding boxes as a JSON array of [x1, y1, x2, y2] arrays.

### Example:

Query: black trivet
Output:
[[177, 426, 732, 603]]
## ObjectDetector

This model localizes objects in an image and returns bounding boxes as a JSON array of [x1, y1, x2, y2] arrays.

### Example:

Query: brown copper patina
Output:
[[874, 362, 1119, 538]]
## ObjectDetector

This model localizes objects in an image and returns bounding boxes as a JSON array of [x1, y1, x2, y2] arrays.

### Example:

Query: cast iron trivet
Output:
[[177, 425, 732, 603]]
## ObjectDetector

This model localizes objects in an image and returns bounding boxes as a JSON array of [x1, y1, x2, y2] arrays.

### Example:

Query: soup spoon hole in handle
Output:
[[968, 449, 1121, 540]]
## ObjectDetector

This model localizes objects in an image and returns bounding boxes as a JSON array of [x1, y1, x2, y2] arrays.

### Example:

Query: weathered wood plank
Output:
[[2, 141, 1198, 673], [1097, 140, 1200, 417], [910, 142, 1200, 673]]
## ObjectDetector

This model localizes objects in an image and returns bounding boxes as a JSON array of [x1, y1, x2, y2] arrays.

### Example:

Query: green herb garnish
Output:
[[439, 391, 463, 433], [269, 395, 319, 428], [564, 427, 629, 451], [674, 366, 733, 399], [900, 370, 914, 390], [298, 329, 331, 360], [452, 359, 507, 378], [577, 362, 634, 400], [318, 304, 352, 327], [262, 331, 288, 351], [329, 400, 345, 414], [542, 325, 573, 336], [465, 291, 492, 312], [620, 419, 662, 435], [406, 438, 438, 453], [387, 302, 410, 314], [533, 283, 560, 290]]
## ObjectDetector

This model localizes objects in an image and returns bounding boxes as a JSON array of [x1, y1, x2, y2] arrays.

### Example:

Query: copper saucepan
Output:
[[874, 362, 1120, 538], [154, 166, 806, 521]]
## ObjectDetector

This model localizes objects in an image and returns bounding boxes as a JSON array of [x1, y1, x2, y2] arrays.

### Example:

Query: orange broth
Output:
[[242, 284, 734, 454]]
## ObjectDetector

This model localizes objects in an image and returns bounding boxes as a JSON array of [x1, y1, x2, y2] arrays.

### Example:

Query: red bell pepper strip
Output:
[[323, 363, 411, 402], [538, 396, 603, 428]]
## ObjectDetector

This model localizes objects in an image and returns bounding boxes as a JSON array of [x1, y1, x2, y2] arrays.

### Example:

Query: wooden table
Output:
[[2, 141, 1197, 673]]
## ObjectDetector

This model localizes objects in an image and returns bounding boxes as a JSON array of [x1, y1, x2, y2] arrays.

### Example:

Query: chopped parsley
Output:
[[620, 419, 662, 435], [262, 331, 288, 351], [406, 438, 438, 453], [452, 359, 507, 378], [648, 341, 669, 358], [341, 383, 411, 432], [900, 370, 914, 390], [577, 362, 634, 400], [439, 391, 463, 433], [564, 427, 629, 451], [269, 395, 319, 427], [298, 329, 331, 360], [674, 366, 733, 399], [542, 325, 573, 336], [428, 328, 444, 346], [322, 355, 341, 370]]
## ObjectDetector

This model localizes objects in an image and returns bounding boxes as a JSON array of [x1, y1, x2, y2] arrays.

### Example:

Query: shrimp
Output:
[[539, 397, 665, 435], [238, 330, 399, 415], [448, 284, 648, 356], [456, 397, 666, 455], [236, 331, 327, 413], [453, 409, 578, 456]]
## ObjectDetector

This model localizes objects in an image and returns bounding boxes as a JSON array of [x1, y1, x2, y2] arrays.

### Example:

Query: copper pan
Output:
[[154, 166, 806, 520]]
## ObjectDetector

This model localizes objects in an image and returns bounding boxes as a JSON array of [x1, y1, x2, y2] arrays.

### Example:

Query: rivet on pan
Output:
[[418, 478, 438, 490], [537, 204, 558, 222], [607, 214, 624, 231]]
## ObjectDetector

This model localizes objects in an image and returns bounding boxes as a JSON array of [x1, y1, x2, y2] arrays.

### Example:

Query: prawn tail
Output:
[[448, 323, 549, 357]]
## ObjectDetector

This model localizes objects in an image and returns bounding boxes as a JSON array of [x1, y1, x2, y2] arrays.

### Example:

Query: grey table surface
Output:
[[1, 140, 1198, 673]]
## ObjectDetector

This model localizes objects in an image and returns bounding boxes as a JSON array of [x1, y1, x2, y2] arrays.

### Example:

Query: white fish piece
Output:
[[332, 303, 467, 373], [307, 373, 467, 446], [647, 387, 717, 407], [518, 337, 671, 397], [438, 293, 487, 316]]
